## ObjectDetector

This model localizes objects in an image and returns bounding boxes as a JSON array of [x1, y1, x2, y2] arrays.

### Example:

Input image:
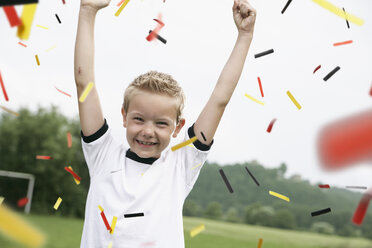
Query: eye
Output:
[[157, 121, 168, 126], [134, 117, 144, 122]]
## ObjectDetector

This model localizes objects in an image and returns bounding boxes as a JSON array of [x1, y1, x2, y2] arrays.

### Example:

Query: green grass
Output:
[[1, 214, 372, 248]]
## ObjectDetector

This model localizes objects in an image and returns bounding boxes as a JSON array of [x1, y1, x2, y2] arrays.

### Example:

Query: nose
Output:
[[142, 122, 155, 138]]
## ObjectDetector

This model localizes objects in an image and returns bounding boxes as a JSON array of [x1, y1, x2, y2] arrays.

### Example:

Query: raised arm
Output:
[[74, 0, 110, 136], [194, 0, 256, 144]]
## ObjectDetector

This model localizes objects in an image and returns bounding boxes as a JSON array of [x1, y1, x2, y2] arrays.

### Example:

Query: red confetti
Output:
[[0, 72, 9, 102], [318, 109, 372, 169], [257, 77, 264, 97], [352, 190, 372, 225], [17, 197, 28, 207], [146, 14, 164, 42], [3, 6, 21, 27], [36, 155, 52, 160], [55, 86, 71, 97], [369, 83, 372, 96], [62, 0, 65, 4], [117, 0, 125, 6], [100, 211, 112, 231], [333, 40, 353, 46], [18, 41, 27, 47], [67, 132, 72, 148], [64, 166, 81, 181], [318, 184, 330, 188], [266, 118, 276, 133], [313, 65, 321, 74]]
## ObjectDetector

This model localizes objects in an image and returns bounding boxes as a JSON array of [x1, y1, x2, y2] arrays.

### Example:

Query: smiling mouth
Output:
[[136, 139, 158, 146]]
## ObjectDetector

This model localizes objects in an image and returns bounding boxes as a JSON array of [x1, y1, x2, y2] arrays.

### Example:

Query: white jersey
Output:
[[80, 120, 212, 248]]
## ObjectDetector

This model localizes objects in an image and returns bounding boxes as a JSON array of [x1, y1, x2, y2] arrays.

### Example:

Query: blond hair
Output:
[[123, 71, 185, 123]]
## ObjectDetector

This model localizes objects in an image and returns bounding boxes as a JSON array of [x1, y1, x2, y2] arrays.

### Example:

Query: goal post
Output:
[[0, 170, 35, 214]]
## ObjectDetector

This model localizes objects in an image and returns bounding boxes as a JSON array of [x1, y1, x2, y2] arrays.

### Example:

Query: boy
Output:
[[74, 0, 256, 247]]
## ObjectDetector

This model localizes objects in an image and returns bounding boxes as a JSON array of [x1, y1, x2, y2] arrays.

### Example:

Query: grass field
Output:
[[1, 214, 372, 248]]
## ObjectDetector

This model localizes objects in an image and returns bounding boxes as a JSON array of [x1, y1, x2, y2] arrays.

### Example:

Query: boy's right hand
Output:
[[81, 0, 111, 10]]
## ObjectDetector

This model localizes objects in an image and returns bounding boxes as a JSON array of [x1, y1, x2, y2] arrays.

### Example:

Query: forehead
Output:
[[127, 91, 178, 119]]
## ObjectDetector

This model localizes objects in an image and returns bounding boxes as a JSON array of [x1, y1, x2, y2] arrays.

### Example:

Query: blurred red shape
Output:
[[318, 184, 330, 188], [17, 197, 28, 207], [318, 109, 372, 169], [352, 189, 372, 225]]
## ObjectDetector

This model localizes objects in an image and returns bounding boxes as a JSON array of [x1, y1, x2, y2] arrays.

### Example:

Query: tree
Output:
[[204, 201, 222, 220], [183, 200, 202, 217], [274, 209, 295, 229], [225, 207, 240, 223], [310, 222, 335, 235]]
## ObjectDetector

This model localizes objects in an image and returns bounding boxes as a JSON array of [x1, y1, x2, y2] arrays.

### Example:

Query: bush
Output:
[[310, 222, 335, 235]]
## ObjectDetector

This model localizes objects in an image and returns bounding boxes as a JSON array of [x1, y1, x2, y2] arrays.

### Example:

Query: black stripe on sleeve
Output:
[[81, 119, 109, 143]]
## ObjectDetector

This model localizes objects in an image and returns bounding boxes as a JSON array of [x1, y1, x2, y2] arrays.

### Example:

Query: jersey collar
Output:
[[126, 149, 159, 165]]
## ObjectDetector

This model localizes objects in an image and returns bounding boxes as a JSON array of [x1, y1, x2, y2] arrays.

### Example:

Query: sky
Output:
[[0, 0, 372, 189]]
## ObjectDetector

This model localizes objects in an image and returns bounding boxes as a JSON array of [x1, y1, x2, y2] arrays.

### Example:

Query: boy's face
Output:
[[122, 90, 185, 158]]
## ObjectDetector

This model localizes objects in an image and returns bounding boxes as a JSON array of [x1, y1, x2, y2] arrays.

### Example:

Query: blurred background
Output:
[[0, 0, 372, 247]]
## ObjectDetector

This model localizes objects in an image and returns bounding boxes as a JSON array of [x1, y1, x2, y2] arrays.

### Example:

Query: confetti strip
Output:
[[79, 82, 94, 102], [0, 0, 38, 5], [311, 207, 331, 217], [107, 241, 113, 248], [36, 24, 48, 30], [36, 155, 52, 160], [117, 0, 125, 6], [17, 197, 28, 207], [0, 72, 9, 101], [68, 166, 80, 184], [171, 136, 198, 151], [0, 105, 19, 116], [257, 77, 264, 97], [266, 118, 276, 133], [0, 197, 4, 205], [346, 186, 367, 189], [343, 8, 350, 29], [333, 40, 352, 46], [245, 166, 260, 186], [244, 93, 264, 106], [313, 65, 321, 74], [148, 30, 167, 44], [281, 0, 292, 14], [98, 205, 104, 212], [146, 17, 165, 42], [312, 0, 364, 26], [323, 66, 340, 81], [53, 197, 62, 210], [269, 190, 290, 202], [124, 212, 144, 218], [64, 166, 81, 182], [100, 211, 112, 231], [18, 41, 27, 47], [286, 90, 301, 110], [109, 216, 118, 234], [190, 224, 205, 237], [0, 205, 45, 247], [35, 54, 40, 66], [115, 0, 130, 16], [62, 0, 65, 4], [258, 238, 263, 248], [318, 184, 330, 188], [3, 6, 21, 27], [219, 169, 234, 193], [55, 86, 71, 97], [200, 132, 207, 142], [46, 45, 57, 52], [352, 191, 372, 225], [370, 83, 372, 96], [17, 4, 37, 40], [55, 14, 61, 24], [191, 162, 202, 170], [254, 49, 274, 59], [67, 132, 72, 148]]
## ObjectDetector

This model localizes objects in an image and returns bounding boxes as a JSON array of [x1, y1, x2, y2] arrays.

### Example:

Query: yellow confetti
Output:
[[286, 90, 301, 110], [107, 241, 113, 248], [312, 0, 364, 26], [109, 216, 118, 234], [171, 136, 198, 152], [46, 45, 57, 52], [0, 105, 19, 116], [79, 82, 94, 102], [190, 224, 205, 237], [68, 166, 80, 185], [53, 197, 62, 210], [0, 205, 45, 247], [35, 55, 40, 66], [115, 0, 130, 16], [98, 205, 104, 212], [258, 238, 263, 248], [36, 24, 48, 30], [17, 4, 38, 40], [187, 144, 194, 148], [0, 197, 4, 205], [191, 163, 202, 170], [244, 93, 264, 106], [269, 190, 290, 202]]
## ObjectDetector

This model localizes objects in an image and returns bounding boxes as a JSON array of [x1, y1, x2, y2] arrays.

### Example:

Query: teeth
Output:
[[138, 140, 156, 145]]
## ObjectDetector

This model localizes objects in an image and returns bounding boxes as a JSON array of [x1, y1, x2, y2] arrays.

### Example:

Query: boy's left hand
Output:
[[233, 0, 256, 35]]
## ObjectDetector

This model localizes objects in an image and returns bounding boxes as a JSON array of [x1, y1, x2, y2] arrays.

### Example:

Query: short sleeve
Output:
[[177, 124, 214, 196], [81, 119, 125, 178]]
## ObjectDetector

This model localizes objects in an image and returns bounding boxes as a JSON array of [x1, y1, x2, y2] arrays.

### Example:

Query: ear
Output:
[[121, 106, 127, 128], [172, 118, 185, 138]]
